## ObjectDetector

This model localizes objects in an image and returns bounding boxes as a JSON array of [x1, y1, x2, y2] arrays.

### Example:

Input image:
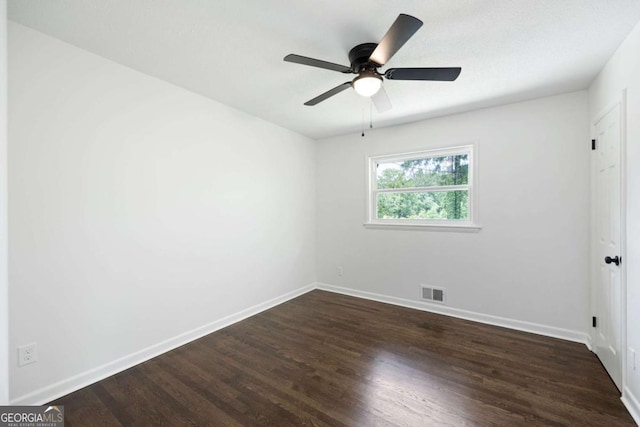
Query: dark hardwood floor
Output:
[[51, 290, 635, 426]]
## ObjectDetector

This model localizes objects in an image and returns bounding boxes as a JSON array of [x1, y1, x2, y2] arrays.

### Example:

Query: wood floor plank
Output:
[[50, 290, 635, 426]]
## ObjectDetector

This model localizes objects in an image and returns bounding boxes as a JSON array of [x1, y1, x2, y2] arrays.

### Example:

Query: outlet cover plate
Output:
[[18, 343, 38, 367]]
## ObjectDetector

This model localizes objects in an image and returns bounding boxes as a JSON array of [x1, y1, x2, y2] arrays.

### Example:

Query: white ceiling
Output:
[[8, 0, 640, 139]]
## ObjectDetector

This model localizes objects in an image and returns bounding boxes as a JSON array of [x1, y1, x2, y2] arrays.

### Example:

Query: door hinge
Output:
[[592, 316, 597, 328], [592, 139, 596, 150]]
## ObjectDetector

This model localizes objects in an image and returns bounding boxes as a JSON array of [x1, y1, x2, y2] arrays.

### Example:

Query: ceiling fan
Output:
[[283, 14, 461, 113]]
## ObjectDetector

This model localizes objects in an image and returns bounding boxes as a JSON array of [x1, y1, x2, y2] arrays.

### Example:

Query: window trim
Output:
[[365, 144, 480, 230]]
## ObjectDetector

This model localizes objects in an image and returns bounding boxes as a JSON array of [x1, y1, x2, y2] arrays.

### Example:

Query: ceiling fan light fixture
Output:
[[352, 72, 382, 97], [284, 14, 461, 109]]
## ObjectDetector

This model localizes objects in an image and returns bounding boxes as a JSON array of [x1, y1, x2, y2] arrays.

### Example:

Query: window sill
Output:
[[363, 222, 482, 232]]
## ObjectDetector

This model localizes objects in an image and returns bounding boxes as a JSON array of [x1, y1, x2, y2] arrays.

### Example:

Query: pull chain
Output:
[[370, 102, 373, 129], [360, 102, 374, 137]]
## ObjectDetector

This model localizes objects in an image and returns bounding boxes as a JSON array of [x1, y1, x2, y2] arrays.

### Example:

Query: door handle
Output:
[[605, 256, 620, 266]]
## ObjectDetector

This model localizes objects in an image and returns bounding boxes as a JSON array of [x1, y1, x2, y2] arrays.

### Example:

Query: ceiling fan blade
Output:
[[304, 82, 352, 106], [369, 14, 423, 66], [385, 67, 462, 81], [284, 54, 352, 73], [371, 86, 392, 113]]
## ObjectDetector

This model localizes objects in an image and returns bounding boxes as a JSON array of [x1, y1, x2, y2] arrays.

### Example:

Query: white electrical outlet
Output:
[[630, 348, 636, 371], [18, 343, 38, 367], [337, 266, 343, 276]]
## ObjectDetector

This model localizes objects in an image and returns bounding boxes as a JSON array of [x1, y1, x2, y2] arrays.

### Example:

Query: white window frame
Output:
[[365, 144, 480, 231]]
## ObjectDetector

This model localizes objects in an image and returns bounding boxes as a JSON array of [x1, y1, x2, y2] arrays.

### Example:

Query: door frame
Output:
[[590, 89, 627, 392]]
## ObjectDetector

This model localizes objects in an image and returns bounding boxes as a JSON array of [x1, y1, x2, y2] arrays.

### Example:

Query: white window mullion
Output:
[[375, 184, 470, 194]]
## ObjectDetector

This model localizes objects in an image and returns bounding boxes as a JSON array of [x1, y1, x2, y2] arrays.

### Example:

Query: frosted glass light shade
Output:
[[353, 73, 382, 97]]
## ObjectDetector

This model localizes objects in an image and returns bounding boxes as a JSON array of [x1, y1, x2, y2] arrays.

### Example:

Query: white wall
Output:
[[0, 0, 9, 406], [589, 19, 640, 422], [8, 22, 316, 403], [317, 92, 590, 338]]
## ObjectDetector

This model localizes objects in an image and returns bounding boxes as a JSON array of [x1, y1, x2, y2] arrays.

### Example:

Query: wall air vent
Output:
[[420, 285, 445, 304]]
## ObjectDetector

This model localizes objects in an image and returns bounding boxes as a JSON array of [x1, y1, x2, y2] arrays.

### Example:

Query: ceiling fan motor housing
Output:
[[348, 43, 380, 72]]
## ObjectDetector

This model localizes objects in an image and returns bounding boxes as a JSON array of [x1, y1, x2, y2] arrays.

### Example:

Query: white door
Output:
[[593, 103, 623, 390]]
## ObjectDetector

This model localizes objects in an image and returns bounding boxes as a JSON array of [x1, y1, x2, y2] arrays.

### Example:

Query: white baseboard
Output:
[[11, 281, 592, 406], [10, 283, 316, 406], [316, 283, 590, 346], [622, 387, 640, 426], [584, 333, 594, 351]]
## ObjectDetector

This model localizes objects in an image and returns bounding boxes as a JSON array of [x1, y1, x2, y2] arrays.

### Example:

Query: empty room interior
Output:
[[1, 0, 640, 425]]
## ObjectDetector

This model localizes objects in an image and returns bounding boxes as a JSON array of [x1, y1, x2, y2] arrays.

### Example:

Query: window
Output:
[[366, 145, 478, 229]]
